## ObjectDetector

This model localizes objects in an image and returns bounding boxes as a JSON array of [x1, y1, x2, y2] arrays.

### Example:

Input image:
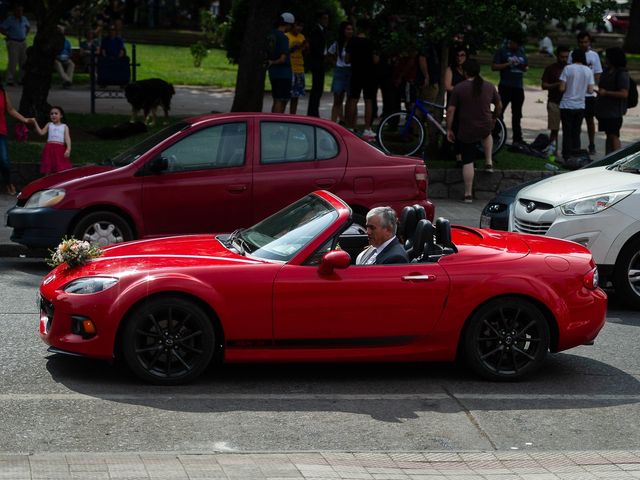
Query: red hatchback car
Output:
[[39, 191, 607, 385], [7, 113, 432, 248]]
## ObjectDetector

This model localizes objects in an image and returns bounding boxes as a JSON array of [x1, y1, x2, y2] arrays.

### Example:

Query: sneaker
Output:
[[588, 144, 596, 155], [362, 129, 376, 142], [460, 195, 473, 204], [484, 163, 494, 173]]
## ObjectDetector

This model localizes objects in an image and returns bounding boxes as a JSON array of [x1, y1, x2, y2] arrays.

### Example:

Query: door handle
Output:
[[402, 274, 436, 282], [227, 184, 247, 193], [315, 179, 336, 188]]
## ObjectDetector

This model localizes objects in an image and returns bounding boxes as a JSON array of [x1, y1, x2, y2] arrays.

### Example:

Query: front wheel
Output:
[[463, 297, 550, 381], [72, 211, 134, 247], [613, 237, 640, 309], [377, 111, 425, 156], [121, 296, 216, 385]]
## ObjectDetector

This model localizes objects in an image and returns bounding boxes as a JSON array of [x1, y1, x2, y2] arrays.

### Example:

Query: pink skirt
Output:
[[40, 142, 72, 174]]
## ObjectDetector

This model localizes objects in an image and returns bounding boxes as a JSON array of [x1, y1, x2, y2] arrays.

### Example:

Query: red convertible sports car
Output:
[[39, 191, 607, 384]]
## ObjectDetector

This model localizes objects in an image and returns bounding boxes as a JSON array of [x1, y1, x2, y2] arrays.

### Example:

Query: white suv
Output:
[[510, 153, 640, 308]]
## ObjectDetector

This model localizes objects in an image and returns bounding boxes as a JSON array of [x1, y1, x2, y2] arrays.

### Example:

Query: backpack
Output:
[[628, 77, 638, 109]]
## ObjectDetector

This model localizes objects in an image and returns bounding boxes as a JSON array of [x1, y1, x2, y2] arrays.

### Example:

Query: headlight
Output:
[[485, 203, 507, 214], [63, 277, 118, 294], [24, 189, 65, 208], [559, 190, 633, 216]]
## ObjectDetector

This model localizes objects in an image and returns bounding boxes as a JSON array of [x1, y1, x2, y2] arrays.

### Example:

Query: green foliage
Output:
[[190, 41, 209, 67]]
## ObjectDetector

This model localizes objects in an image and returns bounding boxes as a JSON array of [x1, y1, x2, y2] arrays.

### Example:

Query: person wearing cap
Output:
[[266, 12, 294, 113]]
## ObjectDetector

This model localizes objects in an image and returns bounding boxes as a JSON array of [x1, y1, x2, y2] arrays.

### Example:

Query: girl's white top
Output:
[[47, 123, 66, 143], [328, 41, 351, 68]]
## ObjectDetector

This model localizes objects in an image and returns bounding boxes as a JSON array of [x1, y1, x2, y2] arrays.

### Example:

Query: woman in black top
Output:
[[595, 47, 629, 154]]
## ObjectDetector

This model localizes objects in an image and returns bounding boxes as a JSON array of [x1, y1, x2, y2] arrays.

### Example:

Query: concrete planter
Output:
[[11, 163, 556, 200]]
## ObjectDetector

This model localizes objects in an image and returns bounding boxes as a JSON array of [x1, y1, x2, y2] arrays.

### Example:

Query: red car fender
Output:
[[108, 273, 230, 345], [428, 272, 569, 360]]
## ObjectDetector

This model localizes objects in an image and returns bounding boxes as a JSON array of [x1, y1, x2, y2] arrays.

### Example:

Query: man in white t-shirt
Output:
[[559, 49, 595, 162], [572, 31, 602, 154]]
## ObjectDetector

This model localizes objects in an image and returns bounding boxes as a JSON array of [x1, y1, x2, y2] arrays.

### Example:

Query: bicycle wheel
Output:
[[492, 118, 507, 154], [377, 111, 425, 156], [475, 117, 507, 156]]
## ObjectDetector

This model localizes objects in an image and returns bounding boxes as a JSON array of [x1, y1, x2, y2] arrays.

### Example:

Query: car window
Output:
[[161, 122, 246, 172], [261, 122, 338, 164]]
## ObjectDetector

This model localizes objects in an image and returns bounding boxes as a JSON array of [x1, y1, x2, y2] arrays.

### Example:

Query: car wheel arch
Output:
[[69, 205, 138, 240], [113, 291, 225, 364], [613, 231, 640, 308], [455, 293, 559, 361]]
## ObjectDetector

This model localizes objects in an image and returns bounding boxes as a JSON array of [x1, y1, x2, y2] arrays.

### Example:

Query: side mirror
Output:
[[149, 156, 169, 173], [318, 250, 351, 275]]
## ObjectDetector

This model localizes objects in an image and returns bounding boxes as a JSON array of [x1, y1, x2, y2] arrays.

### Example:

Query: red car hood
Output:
[[43, 235, 262, 287], [18, 165, 113, 198]]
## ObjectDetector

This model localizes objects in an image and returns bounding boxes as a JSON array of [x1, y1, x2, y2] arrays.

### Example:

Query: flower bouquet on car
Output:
[[47, 237, 102, 269]]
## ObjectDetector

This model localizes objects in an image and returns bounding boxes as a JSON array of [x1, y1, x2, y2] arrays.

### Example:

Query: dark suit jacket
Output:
[[374, 238, 409, 264], [306, 23, 326, 70]]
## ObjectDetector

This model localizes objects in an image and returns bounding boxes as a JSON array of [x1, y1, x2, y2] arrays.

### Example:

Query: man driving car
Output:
[[355, 207, 409, 265]]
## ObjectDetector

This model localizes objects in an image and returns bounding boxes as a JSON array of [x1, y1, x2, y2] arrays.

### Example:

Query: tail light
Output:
[[415, 165, 427, 194], [583, 267, 599, 290]]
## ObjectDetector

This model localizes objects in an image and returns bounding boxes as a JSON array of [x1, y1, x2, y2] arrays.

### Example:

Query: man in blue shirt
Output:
[[266, 12, 293, 113], [491, 36, 528, 145], [0, 4, 30, 85], [54, 26, 74, 88]]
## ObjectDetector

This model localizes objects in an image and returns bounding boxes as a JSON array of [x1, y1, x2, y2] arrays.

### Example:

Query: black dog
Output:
[[124, 78, 175, 126]]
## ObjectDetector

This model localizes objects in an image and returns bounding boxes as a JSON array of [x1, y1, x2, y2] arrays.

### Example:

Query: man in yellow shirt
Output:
[[285, 21, 308, 114]]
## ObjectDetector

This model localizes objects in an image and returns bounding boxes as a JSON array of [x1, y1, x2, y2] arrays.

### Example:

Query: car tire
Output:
[[121, 296, 216, 385], [72, 211, 134, 247], [613, 237, 640, 310], [463, 296, 550, 381]]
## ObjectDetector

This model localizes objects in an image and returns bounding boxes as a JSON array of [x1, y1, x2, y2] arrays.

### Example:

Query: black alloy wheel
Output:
[[122, 297, 216, 385], [464, 297, 550, 380]]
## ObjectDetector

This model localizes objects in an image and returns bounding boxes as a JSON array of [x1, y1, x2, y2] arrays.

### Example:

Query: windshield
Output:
[[608, 150, 640, 173], [240, 195, 338, 262], [109, 122, 188, 167]]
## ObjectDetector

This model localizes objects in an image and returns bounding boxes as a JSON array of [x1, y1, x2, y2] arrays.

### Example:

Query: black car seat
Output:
[[413, 204, 426, 221], [427, 217, 457, 260], [397, 206, 418, 248], [410, 220, 434, 262], [407, 219, 433, 261]]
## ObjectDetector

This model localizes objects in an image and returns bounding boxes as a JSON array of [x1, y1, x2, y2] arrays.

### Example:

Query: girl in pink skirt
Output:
[[32, 106, 72, 174]]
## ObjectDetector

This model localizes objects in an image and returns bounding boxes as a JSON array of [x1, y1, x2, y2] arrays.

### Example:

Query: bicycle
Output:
[[376, 97, 507, 158]]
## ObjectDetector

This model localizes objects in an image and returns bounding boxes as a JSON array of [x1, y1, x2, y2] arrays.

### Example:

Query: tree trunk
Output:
[[18, 1, 75, 121], [230, 0, 280, 112], [624, 0, 640, 53]]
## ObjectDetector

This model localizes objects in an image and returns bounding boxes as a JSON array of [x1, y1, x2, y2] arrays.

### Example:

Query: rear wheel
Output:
[[121, 296, 216, 385], [377, 111, 425, 156], [475, 118, 507, 156], [72, 211, 134, 246], [613, 237, 640, 309], [464, 297, 549, 380]]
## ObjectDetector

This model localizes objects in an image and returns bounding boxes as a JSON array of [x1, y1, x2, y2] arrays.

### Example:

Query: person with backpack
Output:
[[595, 47, 630, 154]]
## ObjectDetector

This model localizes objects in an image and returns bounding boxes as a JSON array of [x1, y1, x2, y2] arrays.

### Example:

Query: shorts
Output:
[[597, 116, 623, 135], [291, 72, 305, 98], [459, 141, 479, 165], [331, 66, 351, 94], [585, 96, 596, 117], [270, 77, 292, 101], [547, 102, 560, 130], [349, 72, 377, 101]]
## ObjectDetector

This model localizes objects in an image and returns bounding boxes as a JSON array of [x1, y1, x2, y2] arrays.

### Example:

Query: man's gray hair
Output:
[[367, 206, 398, 235]]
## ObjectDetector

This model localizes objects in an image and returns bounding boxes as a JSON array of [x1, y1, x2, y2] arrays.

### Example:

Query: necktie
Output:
[[360, 247, 377, 265]]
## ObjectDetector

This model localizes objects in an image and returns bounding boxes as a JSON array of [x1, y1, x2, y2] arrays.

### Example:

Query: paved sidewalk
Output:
[[1, 449, 640, 479]]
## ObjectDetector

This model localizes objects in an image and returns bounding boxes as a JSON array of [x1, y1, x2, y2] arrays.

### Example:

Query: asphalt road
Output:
[[1, 257, 639, 455]]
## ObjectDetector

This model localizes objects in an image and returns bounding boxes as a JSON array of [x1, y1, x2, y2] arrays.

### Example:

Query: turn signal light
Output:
[[71, 316, 97, 339], [415, 166, 427, 194]]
